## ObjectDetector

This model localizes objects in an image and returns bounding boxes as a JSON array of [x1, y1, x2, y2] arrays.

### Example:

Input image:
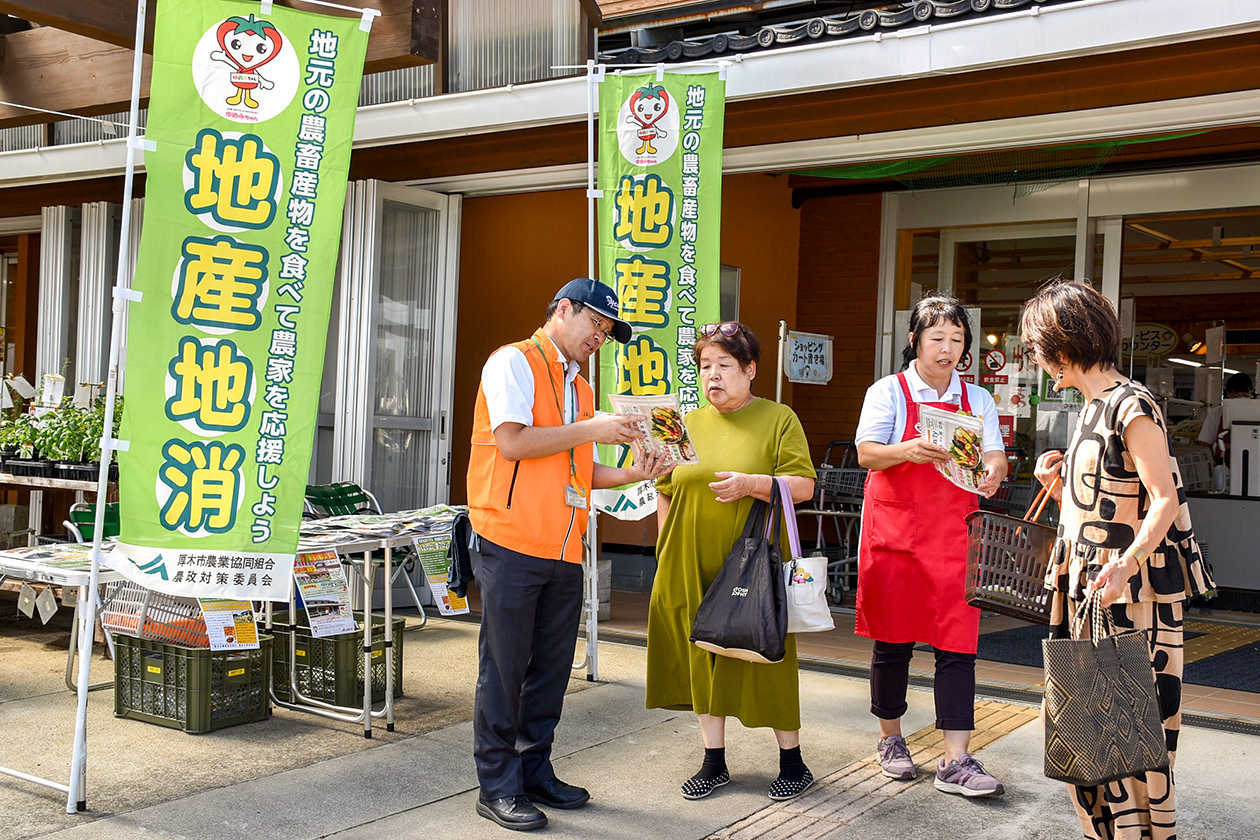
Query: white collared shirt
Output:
[[855, 360, 1004, 452], [481, 336, 581, 431]]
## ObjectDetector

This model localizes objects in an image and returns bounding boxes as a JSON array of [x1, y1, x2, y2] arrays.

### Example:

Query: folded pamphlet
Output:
[[918, 403, 986, 494], [608, 394, 700, 465]]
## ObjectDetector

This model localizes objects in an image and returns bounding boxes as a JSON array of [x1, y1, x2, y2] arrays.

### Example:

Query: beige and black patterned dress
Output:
[[1046, 380, 1215, 840]]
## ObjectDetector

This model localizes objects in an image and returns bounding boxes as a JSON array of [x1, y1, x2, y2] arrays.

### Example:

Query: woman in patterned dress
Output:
[[1021, 280, 1214, 840]]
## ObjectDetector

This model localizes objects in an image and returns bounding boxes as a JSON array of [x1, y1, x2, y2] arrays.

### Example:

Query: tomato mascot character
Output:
[[210, 14, 282, 109], [626, 83, 670, 156]]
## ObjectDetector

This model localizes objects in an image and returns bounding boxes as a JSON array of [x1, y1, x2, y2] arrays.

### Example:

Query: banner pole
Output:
[[581, 58, 600, 681], [66, 0, 147, 815], [776, 319, 787, 403]]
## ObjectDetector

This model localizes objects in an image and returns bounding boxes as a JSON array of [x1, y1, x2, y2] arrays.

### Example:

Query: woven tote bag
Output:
[[1042, 592, 1169, 786]]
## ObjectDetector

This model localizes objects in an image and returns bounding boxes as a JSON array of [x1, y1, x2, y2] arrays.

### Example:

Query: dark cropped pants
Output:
[[869, 640, 976, 731]]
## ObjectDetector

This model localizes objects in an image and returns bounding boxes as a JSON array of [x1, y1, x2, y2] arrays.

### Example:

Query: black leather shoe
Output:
[[524, 777, 591, 810], [476, 796, 548, 831]]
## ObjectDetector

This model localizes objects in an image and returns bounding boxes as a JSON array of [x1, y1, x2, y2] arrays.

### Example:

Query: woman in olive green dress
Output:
[[647, 322, 817, 802]]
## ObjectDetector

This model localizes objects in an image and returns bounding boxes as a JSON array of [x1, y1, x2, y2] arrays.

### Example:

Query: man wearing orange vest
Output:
[[468, 278, 672, 831]]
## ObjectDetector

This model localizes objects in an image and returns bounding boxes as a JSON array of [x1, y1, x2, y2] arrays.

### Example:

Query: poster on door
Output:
[[988, 337, 1034, 419], [108, 0, 372, 601]]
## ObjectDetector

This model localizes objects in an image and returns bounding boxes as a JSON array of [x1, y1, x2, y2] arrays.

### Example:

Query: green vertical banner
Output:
[[593, 71, 725, 520], [108, 0, 370, 600]]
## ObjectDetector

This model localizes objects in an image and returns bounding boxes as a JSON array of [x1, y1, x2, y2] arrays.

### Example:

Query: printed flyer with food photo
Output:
[[198, 599, 260, 651], [918, 404, 987, 493], [293, 550, 357, 637], [608, 394, 700, 465]]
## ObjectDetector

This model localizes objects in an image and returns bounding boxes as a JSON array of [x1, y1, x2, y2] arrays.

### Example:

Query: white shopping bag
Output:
[[775, 477, 835, 634]]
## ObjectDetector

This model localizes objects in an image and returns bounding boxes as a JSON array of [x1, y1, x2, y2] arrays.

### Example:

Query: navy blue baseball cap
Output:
[[553, 277, 632, 344]]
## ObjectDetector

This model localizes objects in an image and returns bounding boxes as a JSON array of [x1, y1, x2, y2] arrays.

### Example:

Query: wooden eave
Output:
[[347, 32, 1260, 183], [0, 0, 439, 128], [597, 0, 759, 22]]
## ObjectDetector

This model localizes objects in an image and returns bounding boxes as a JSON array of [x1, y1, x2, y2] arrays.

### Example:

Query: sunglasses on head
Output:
[[700, 322, 742, 337]]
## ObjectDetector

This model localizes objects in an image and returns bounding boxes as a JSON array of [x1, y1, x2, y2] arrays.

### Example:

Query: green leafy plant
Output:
[[0, 385, 29, 452], [4, 412, 39, 458], [84, 395, 124, 463], [34, 400, 93, 462]]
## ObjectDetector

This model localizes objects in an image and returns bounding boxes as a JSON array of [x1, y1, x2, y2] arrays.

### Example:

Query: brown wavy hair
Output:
[[1019, 279, 1121, 372]]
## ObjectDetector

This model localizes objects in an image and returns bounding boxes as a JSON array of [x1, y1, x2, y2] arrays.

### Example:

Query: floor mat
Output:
[[1183, 641, 1260, 693], [952, 623, 1260, 692]]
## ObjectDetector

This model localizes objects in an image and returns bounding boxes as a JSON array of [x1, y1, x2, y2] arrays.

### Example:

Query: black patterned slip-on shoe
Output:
[[768, 768, 814, 801], [681, 770, 730, 800]]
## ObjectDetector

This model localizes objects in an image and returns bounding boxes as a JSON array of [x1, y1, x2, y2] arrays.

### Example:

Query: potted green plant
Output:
[[84, 395, 124, 481], [0, 417, 17, 464], [0, 389, 28, 464], [44, 401, 98, 481], [7, 411, 49, 476]]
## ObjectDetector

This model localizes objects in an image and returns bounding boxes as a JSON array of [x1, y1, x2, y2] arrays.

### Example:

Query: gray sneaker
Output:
[[934, 753, 1004, 797], [876, 734, 917, 780]]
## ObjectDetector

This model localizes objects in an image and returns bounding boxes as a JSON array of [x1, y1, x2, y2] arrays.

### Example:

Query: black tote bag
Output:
[[1042, 591, 1170, 786], [689, 480, 788, 664]]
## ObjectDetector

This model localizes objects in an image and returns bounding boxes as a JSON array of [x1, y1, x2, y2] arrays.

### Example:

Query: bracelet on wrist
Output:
[[1123, 547, 1147, 567]]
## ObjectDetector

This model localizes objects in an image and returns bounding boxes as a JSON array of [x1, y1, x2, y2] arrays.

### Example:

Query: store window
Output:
[[1117, 207, 1260, 492]]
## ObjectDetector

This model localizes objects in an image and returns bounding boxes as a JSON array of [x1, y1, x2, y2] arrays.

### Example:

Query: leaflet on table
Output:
[[2, 541, 115, 567], [413, 535, 469, 616], [299, 505, 465, 539], [607, 394, 700, 465], [918, 404, 986, 494], [294, 550, 357, 637], [197, 599, 260, 651]]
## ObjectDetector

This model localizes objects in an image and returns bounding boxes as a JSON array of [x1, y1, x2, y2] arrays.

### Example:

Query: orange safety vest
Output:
[[467, 329, 595, 565]]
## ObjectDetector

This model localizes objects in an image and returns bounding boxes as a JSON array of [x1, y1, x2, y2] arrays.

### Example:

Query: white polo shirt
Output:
[[855, 361, 1004, 452], [480, 339, 602, 465], [481, 339, 581, 431]]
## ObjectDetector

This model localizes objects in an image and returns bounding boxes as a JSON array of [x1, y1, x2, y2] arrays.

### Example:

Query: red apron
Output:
[[855, 372, 980, 654]]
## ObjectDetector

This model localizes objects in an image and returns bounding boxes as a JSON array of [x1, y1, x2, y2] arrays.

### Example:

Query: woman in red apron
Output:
[[854, 296, 1007, 798]]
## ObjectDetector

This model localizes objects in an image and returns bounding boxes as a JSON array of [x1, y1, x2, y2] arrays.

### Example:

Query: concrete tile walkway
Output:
[[9, 619, 1257, 840]]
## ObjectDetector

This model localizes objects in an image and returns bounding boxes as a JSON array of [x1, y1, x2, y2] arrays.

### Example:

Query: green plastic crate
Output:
[[270, 611, 404, 706], [113, 634, 272, 734]]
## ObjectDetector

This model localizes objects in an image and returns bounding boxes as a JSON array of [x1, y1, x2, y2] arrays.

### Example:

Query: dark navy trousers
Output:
[[471, 536, 584, 800]]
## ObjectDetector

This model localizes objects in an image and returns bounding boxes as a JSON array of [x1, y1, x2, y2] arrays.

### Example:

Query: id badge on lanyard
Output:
[[564, 471, 589, 508]]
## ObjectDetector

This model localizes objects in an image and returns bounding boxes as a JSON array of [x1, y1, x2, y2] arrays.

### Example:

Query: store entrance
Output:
[[1118, 207, 1260, 604], [311, 182, 462, 512], [894, 222, 1095, 487]]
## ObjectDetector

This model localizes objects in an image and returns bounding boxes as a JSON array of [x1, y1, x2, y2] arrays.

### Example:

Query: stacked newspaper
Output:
[[298, 504, 465, 549]]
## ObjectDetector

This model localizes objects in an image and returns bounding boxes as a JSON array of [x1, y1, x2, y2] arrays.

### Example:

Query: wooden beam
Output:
[[0, 27, 151, 128], [1125, 236, 1260, 251], [597, 0, 710, 21], [1126, 222, 1259, 275], [0, 1, 156, 51], [0, 0, 432, 67], [578, 0, 604, 27], [1126, 251, 1260, 265], [0, 0, 436, 127], [284, 0, 437, 71], [1123, 271, 1258, 284]]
